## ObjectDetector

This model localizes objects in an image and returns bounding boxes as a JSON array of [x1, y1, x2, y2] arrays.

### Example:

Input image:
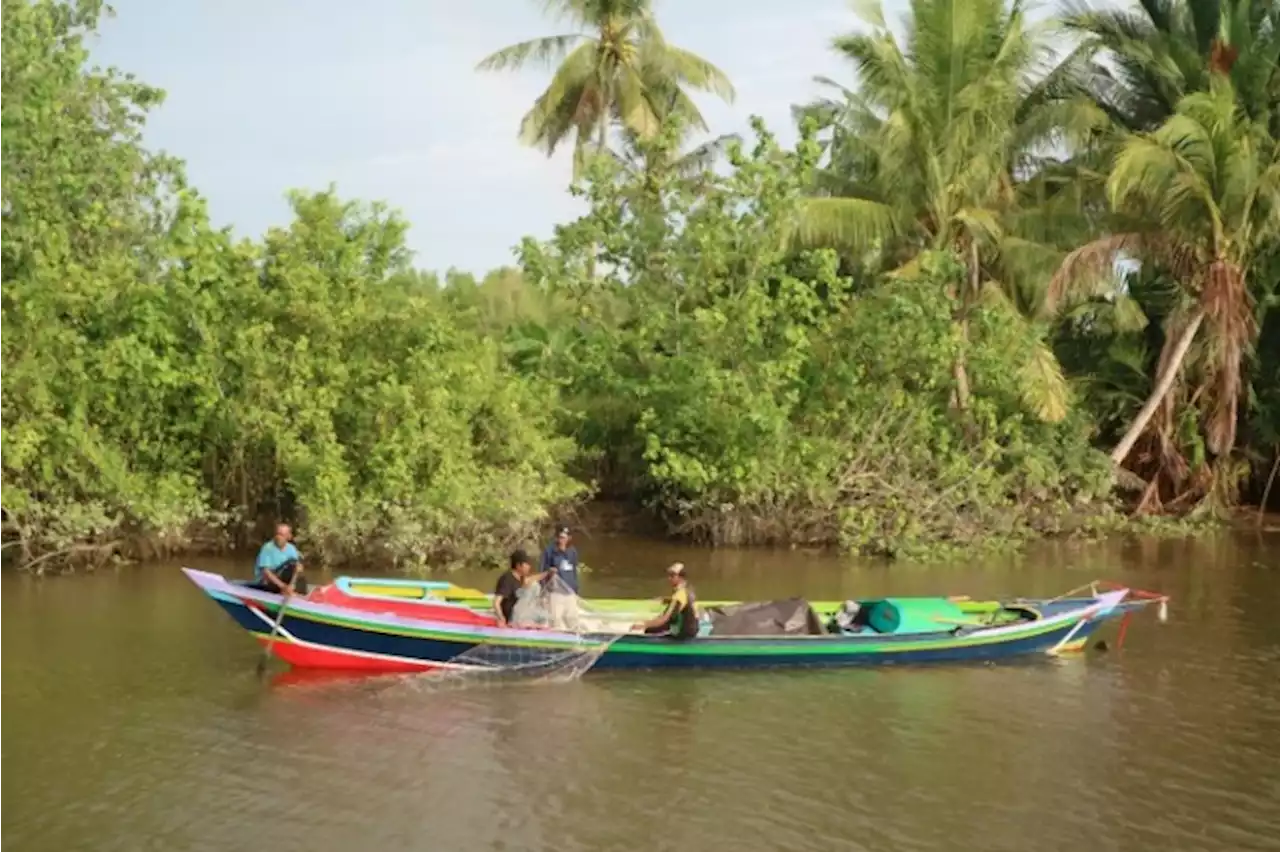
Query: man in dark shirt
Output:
[[540, 527, 581, 595], [493, 549, 546, 627]]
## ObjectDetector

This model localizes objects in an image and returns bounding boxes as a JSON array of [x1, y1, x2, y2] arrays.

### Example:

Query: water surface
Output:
[[4, 533, 1280, 851]]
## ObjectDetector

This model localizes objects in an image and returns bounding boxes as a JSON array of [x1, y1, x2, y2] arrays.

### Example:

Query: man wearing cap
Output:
[[632, 563, 700, 638], [540, 526, 581, 595], [540, 526, 581, 630]]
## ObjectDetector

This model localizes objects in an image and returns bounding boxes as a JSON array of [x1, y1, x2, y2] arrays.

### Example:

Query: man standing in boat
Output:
[[250, 523, 307, 596], [540, 526, 581, 630], [540, 526, 580, 594]]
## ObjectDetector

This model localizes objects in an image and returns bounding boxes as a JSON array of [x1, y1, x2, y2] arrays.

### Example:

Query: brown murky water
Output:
[[4, 532, 1280, 852]]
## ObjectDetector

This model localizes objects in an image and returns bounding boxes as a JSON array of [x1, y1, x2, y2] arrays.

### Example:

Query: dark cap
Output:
[[556, 526, 570, 537]]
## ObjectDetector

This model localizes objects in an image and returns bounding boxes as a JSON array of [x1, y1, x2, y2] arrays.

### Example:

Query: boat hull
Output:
[[186, 568, 1130, 674]]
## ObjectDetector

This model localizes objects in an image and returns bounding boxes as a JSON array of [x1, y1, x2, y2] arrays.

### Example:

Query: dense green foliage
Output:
[[510, 121, 1117, 556], [2, 0, 582, 569], [2, 0, 1277, 570]]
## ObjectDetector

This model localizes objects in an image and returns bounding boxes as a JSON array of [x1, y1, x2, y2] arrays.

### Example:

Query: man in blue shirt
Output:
[[251, 523, 307, 595], [540, 526, 580, 595]]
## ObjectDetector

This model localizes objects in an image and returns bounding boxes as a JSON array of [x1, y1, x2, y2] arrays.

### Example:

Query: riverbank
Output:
[[4, 496, 1250, 577]]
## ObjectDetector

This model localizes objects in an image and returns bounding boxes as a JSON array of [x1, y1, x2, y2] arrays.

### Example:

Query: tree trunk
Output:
[[950, 241, 980, 412], [584, 95, 611, 283], [1110, 308, 1206, 466], [1258, 446, 1280, 527], [584, 118, 599, 280], [951, 317, 971, 412]]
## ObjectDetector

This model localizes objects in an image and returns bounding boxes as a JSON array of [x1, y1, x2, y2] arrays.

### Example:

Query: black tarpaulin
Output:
[[706, 598, 826, 636]]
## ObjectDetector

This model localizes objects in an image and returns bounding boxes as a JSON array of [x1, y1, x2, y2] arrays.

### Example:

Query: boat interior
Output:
[[310, 576, 1048, 638]]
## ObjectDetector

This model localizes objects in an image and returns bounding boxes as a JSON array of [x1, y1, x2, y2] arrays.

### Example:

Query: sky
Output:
[[88, 0, 883, 274]]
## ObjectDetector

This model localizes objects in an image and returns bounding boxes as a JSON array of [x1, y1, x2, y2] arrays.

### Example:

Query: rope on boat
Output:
[[1041, 580, 1171, 653], [1091, 580, 1170, 623], [1046, 582, 1101, 603], [1047, 579, 1170, 623]]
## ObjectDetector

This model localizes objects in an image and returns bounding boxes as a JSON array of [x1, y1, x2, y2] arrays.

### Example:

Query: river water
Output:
[[4, 532, 1280, 852]]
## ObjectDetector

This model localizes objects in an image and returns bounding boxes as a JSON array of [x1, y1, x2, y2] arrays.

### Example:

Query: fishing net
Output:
[[508, 574, 636, 634], [414, 575, 634, 690]]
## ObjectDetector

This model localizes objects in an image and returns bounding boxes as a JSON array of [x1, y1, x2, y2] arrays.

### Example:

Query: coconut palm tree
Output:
[[1052, 80, 1280, 483], [1058, 0, 1279, 503], [476, 0, 735, 175], [790, 0, 1106, 418], [1063, 0, 1280, 135]]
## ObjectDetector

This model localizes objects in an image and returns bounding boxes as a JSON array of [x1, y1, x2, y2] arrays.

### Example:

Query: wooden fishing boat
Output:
[[183, 568, 1167, 674]]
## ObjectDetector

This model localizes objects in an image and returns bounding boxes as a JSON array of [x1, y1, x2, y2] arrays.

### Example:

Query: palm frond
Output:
[[1111, 292, 1154, 332], [1019, 339, 1072, 422], [672, 133, 740, 177], [517, 42, 600, 153], [644, 81, 711, 135], [977, 281, 1071, 422], [540, 0, 651, 27], [1048, 233, 1150, 312], [849, 0, 887, 29], [953, 207, 1004, 247], [614, 66, 661, 140], [792, 197, 900, 252], [477, 34, 586, 72], [650, 45, 736, 103]]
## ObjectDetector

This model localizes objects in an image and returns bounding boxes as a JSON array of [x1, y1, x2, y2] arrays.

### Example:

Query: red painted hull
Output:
[[304, 584, 498, 627], [254, 633, 441, 673]]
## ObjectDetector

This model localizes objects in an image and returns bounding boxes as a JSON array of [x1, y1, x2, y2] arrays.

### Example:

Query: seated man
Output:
[[632, 562, 699, 639], [250, 523, 307, 596], [493, 549, 548, 628], [830, 600, 863, 633]]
